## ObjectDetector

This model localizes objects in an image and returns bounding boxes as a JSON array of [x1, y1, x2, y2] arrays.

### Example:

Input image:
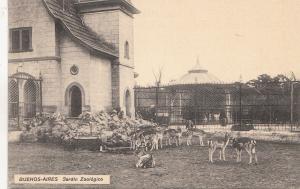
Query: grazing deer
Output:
[[164, 128, 182, 146], [185, 128, 205, 146], [232, 137, 258, 164], [134, 143, 155, 168], [207, 132, 231, 163]]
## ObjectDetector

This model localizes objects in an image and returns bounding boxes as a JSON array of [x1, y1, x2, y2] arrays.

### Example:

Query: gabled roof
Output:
[[43, 0, 118, 58]]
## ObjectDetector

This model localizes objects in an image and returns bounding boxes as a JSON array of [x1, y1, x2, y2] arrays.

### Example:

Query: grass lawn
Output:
[[8, 141, 300, 189]]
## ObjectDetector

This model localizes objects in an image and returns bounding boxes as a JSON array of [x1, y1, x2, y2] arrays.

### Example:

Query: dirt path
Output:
[[8, 142, 300, 189]]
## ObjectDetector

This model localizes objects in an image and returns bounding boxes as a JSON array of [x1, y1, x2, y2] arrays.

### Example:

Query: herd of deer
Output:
[[131, 126, 258, 165]]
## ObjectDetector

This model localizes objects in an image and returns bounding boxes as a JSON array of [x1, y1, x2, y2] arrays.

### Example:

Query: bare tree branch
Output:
[[152, 66, 164, 87]]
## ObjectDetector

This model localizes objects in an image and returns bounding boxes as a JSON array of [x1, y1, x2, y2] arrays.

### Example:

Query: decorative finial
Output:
[[196, 56, 200, 65], [239, 74, 243, 83]]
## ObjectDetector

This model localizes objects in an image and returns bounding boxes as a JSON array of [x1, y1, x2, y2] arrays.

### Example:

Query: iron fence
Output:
[[8, 72, 42, 127], [134, 81, 300, 132]]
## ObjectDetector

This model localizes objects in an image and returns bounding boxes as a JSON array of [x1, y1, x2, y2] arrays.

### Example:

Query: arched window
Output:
[[24, 80, 37, 118], [124, 41, 129, 59], [8, 80, 19, 118]]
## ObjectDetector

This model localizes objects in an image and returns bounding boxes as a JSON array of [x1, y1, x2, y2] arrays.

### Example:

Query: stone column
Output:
[[111, 59, 120, 110]]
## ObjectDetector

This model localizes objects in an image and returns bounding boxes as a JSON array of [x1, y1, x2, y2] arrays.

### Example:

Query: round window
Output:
[[70, 65, 79, 75]]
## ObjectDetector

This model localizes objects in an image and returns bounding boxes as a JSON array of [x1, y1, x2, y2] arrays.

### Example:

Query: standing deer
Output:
[[232, 137, 258, 164], [185, 128, 206, 146], [208, 132, 231, 163]]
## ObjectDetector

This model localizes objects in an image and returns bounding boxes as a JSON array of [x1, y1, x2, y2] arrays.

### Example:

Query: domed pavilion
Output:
[[162, 59, 233, 125], [169, 59, 222, 85]]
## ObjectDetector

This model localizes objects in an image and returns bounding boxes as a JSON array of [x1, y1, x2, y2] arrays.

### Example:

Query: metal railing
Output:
[[8, 72, 42, 128], [134, 81, 300, 132]]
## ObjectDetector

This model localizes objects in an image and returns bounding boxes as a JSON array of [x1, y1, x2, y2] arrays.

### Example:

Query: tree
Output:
[[152, 66, 163, 87], [246, 74, 273, 89], [246, 74, 291, 90], [245, 73, 291, 124], [152, 67, 164, 123]]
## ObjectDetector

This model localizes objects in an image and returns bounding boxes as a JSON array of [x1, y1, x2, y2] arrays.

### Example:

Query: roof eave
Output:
[[121, 0, 141, 14], [61, 21, 119, 59], [42, 0, 118, 59], [75, 0, 141, 14]]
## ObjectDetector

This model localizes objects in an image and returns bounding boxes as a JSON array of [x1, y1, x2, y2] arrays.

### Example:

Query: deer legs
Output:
[[236, 147, 258, 164], [199, 135, 204, 146], [245, 146, 258, 164], [209, 146, 227, 163], [208, 147, 216, 163]]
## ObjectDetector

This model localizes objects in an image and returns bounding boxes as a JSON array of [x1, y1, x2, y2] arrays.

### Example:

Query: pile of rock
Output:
[[20, 111, 157, 147]]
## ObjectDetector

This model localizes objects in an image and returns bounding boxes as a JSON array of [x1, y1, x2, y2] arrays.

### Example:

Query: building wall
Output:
[[59, 32, 113, 114], [9, 30, 115, 116], [118, 11, 134, 68], [8, 0, 60, 113], [81, 9, 136, 117], [8, 60, 61, 113], [118, 11, 135, 117], [82, 11, 119, 48], [8, 0, 57, 59], [89, 54, 112, 111], [119, 65, 135, 116], [82, 10, 134, 67], [8, 0, 135, 116]]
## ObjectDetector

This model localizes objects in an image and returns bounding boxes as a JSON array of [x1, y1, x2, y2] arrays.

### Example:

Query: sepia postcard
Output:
[[2, 0, 300, 188]]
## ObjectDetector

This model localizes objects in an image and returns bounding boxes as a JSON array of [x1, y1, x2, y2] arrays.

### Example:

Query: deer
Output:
[[150, 130, 164, 151], [185, 128, 206, 146], [134, 143, 155, 168], [207, 132, 231, 163], [163, 128, 182, 146], [232, 137, 258, 164]]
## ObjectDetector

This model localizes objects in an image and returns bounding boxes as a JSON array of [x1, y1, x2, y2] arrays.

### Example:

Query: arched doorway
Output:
[[24, 80, 37, 118], [70, 85, 82, 117], [125, 90, 131, 117], [8, 80, 19, 118]]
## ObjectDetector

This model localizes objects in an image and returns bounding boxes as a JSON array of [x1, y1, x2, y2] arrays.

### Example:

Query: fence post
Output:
[[155, 86, 158, 123], [239, 82, 242, 127], [168, 92, 171, 125], [17, 78, 20, 128], [39, 74, 43, 113], [291, 81, 294, 123]]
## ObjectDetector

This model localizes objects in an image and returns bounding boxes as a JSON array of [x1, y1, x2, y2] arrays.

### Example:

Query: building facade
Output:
[[8, 0, 140, 118]]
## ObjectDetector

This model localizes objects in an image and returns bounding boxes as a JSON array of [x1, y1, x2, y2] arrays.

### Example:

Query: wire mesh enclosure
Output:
[[134, 81, 300, 131], [8, 72, 42, 127]]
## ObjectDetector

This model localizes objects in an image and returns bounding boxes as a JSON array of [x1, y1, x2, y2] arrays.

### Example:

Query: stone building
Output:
[[8, 0, 140, 118]]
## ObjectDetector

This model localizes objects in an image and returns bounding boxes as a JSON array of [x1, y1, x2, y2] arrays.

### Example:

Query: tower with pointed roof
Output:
[[75, 0, 140, 116]]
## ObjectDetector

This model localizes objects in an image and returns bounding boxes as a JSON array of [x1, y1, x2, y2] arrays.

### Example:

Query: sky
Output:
[[131, 0, 300, 85]]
